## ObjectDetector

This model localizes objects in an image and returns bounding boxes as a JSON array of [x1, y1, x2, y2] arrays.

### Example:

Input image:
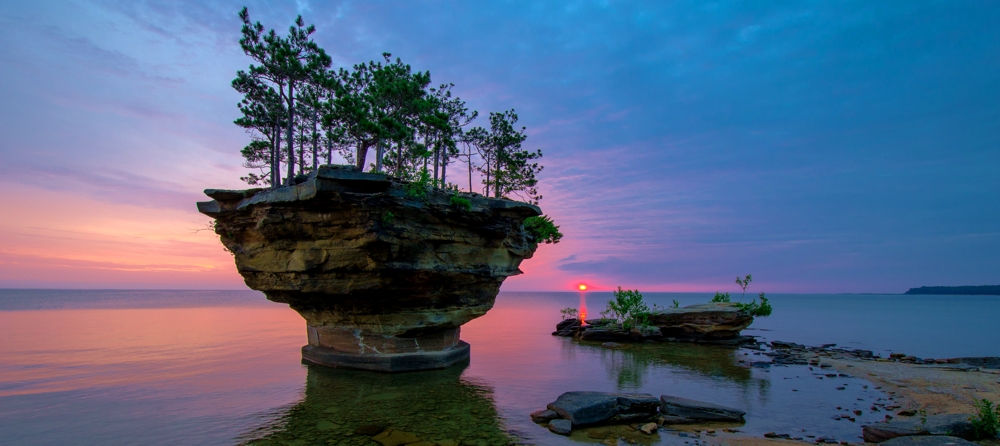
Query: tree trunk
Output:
[[297, 125, 304, 176], [311, 114, 318, 171], [441, 152, 447, 187], [484, 154, 490, 197], [271, 125, 279, 188], [326, 137, 332, 165], [356, 140, 370, 171], [433, 143, 439, 188], [466, 145, 472, 192], [285, 82, 296, 185], [375, 140, 384, 173]]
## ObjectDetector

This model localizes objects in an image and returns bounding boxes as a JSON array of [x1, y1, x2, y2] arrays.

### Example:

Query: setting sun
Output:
[[577, 284, 588, 291]]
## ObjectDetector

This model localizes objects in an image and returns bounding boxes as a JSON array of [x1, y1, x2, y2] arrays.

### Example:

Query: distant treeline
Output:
[[904, 285, 1000, 295]]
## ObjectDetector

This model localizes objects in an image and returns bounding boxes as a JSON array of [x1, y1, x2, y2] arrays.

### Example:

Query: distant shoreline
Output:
[[904, 285, 1000, 295]]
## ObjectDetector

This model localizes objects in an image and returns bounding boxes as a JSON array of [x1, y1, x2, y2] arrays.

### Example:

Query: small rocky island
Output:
[[554, 302, 756, 345], [198, 165, 543, 372]]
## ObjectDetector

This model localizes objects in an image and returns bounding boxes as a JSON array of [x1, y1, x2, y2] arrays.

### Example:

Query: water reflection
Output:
[[241, 361, 515, 446], [565, 340, 755, 389]]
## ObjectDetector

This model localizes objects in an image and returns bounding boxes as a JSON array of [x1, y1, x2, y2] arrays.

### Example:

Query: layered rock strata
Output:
[[552, 302, 755, 343], [197, 165, 541, 371], [648, 302, 754, 340]]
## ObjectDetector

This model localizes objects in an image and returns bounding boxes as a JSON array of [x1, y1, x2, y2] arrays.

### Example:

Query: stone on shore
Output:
[[861, 414, 976, 442], [553, 318, 581, 337], [880, 436, 979, 446], [648, 303, 753, 340], [530, 409, 559, 423], [548, 419, 572, 435], [659, 395, 746, 422], [547, 392, 660, 426]]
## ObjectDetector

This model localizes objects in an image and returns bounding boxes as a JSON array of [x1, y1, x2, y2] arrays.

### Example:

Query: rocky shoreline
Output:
[[545, 317, 1000, 446]]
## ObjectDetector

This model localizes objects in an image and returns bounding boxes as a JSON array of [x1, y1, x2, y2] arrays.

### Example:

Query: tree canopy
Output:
[[232, 8, 546, 205]]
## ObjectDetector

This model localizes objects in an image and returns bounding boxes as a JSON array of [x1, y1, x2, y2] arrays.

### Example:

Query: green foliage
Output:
[[559, 307, 578, 319], [449, 192, 472, 211], [602, 287, 650, 330], [736, 274, 752, 301], [470, 110, 543, 203], [711, 292, 731, 303], [970, 398, 1000, 440], [735, 292, 773, 318], [672, 299, 680, 309], [405, 168, 430, 199], [524, 215, 563, 245], [380, 211, 395, 226]]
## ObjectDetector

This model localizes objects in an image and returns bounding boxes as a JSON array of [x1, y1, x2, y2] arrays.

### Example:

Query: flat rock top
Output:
[[653, 302, 745, 315], [198, 164, 541, 216], [547, 392, 659, 426], [659, 395, 745, 413]]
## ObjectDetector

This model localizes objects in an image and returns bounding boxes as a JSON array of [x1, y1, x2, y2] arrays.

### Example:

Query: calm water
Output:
[[0, 290, 997, 445]]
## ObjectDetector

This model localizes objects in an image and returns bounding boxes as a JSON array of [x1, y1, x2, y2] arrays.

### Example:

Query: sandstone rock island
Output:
[[198, 165, 546, 371]]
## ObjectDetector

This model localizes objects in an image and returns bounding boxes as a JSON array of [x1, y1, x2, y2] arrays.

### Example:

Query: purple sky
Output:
[[1, 1, 998, 293]]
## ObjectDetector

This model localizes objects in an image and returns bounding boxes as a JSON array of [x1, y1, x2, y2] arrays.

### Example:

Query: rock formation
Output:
[[552, 302, 755, 343], [197, 165, 542, 371], [648, 302, 754, 340]]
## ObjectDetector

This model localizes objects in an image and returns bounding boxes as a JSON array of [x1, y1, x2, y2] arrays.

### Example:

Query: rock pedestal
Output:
[[197, 165, 541, 372]]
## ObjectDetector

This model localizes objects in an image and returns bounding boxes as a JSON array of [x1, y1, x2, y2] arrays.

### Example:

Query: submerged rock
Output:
[[659, 395, 746, 422], [198, 165, 541, 372], [648, 303, 753, 340], [546, 391, 660, 426], [862, 414, 976, 442], [548, 419, 572, 435]]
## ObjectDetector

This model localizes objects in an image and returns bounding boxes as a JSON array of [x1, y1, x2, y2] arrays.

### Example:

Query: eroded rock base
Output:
[[301, 341, 471, 372]]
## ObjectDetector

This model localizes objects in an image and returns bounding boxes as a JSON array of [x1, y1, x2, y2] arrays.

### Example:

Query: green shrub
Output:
[[711, 292, 731, 303], [405, 168, 430, 199], [602, 287, 650, 330], [735, 292, 773, 317], [736, 273, 752, 301], [523, 215, 563, 245], [970, 398, 1000, 440], [559, 307, 578, 319], [672, 299, 680, 308], [449, 193, 473, 211], [380, 211, 395, 226]]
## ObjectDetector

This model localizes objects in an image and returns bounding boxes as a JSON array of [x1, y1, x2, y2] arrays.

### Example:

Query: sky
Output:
[[0, 0, 997, 293]]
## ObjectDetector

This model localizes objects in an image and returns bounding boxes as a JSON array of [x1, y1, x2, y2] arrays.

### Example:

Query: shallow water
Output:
[[0, 290, 996, 445]]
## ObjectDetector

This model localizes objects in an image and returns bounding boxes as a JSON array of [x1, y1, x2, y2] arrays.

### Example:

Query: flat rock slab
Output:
[[530, 409, 559, 423], [881, 436, 979, 446], [659, 395, 746, 422], [649, 302, 753, 339], [862, 414, 975, 442], [548, 419, 572, 435], [547, 392, 659, 426]]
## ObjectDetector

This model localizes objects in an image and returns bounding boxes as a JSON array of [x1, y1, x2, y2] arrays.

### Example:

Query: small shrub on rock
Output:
[[602, 287, 650, 330], [711, 292, 731, 303], [449, 193, 473, 211], [970, 398, 1000, 440], [735, 292, 773, 318], [559, 307, 578, 319]]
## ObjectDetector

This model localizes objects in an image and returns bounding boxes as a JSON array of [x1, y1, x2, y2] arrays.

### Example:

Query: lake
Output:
[[0, 290, 997, 445]]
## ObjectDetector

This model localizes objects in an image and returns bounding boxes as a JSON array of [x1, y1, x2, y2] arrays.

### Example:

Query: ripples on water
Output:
[[0, 290, 996, 445]]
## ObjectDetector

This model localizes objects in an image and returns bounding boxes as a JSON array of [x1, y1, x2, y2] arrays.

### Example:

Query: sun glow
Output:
[[577, 284, 588, 291]]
